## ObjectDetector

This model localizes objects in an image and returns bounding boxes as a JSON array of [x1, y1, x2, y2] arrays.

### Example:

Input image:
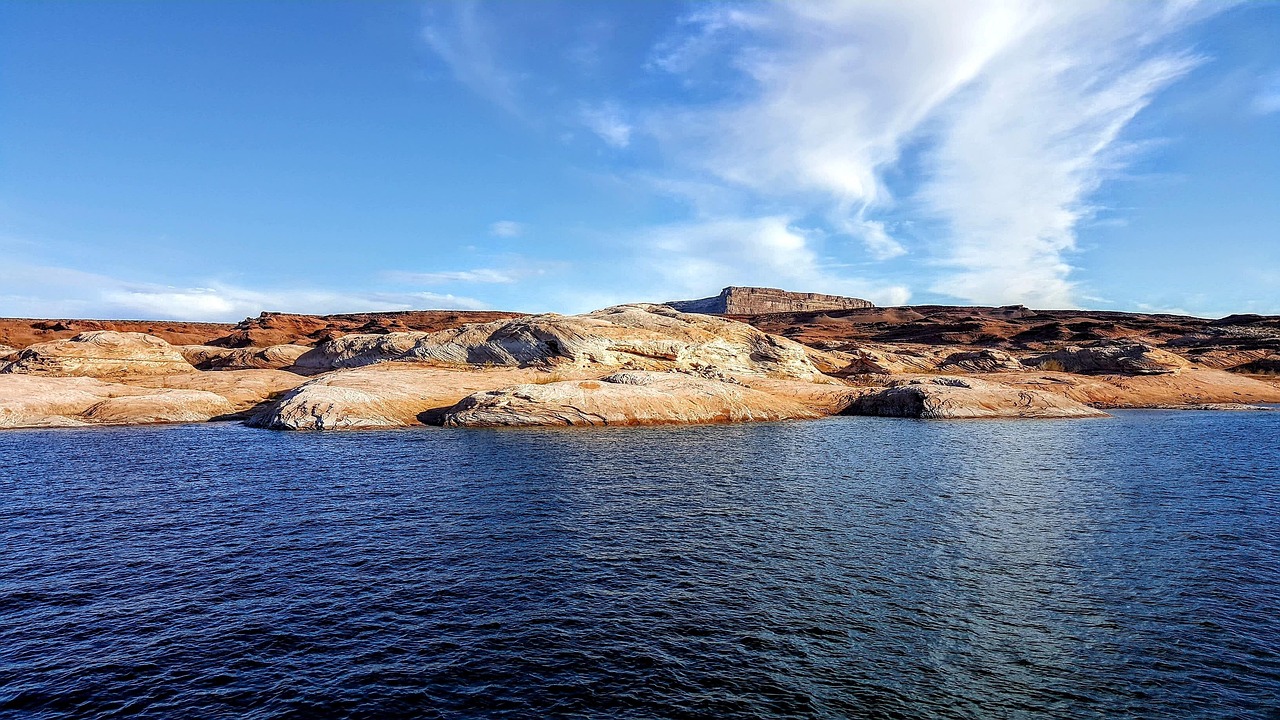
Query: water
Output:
[[2, 412, 1278, 719]]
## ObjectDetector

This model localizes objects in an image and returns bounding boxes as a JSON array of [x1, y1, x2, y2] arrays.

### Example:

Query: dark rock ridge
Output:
[[0, 311, 523, 350], [665, 286, 874, 315], [742, 304, 1280, 373]]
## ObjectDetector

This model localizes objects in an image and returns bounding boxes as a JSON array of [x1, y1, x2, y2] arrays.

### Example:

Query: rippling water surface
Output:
[[2, 412, 1279, 719]]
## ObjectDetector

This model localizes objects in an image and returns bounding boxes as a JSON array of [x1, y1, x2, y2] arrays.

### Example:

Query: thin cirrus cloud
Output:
[[422, 0, 1230, 309], [421, 2, 521, 115], [388, 268, 527, 285], [0, 261, 489, 322], [579, 101, 632, 148], [916, 3, 1213, 307], [488, 220, 524, 238], [1253, 71, 1280, 115]]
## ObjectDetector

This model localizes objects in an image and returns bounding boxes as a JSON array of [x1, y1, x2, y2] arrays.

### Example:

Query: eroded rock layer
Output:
[[443, 371, 819, 428], [1, 332, 196, 378], [847, 377, 1108, 419], [292, 304, 826, 380]]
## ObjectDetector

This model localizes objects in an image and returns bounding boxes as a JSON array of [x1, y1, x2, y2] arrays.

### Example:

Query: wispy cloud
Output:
[[1253, 71, 1280, 115], [422, 2, 521, 114], [489, 220, 524, 238], [646, 2, 1028, 259], [0, 262, 489, 322], [644, 0, 1222, 306], [920, 4, 1208, 307], [580, 101, 632, 148], [387, 268, 527, 285], [415, 2, 1227, 310]]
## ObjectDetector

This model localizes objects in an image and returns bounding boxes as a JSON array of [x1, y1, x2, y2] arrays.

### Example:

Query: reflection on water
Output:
[[2, 411, 1279, 719]]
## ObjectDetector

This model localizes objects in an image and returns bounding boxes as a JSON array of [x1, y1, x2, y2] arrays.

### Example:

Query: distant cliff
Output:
[[665, 286, 875, 315]]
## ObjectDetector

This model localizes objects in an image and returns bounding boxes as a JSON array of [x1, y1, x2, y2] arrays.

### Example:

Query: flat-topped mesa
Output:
[[665, 286, 875, 315]]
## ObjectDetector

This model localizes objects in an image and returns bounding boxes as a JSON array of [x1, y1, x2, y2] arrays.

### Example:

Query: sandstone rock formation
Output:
[[442, 371, 819, 427], [78, 390, 234, 425], [128, 370, 307, 414], [0, 319, 236, 350], [179, 344, 310, 371], [0, 375, 234, 428], [999, 367, 1280, 408], [826, 346, 941, 375], [846, 376, 1108, 419], [741, 304, 1280, 371], [209, 310, 524, 348], [666, 286, 874, 315], [1228, 356, 1280, 375], [176, 345, 238, 368], [248, 364, 572, 431], [4, 298, 1280, 432], [1024, 342, 1187, 375], [1, 331, 196, 378], [293, 304, 824, 380]]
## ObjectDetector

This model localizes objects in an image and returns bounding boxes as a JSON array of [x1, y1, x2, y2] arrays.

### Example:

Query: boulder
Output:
[[2, 331, 196, 378], [293, 304, 824, 380], [846, 376, 1108, 419], [442, 371, 819, 428], [1024, 342, 1186, 375]]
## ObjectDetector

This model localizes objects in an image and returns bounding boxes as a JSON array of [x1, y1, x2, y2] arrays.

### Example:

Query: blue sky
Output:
[[1, 0, 1278, 321]]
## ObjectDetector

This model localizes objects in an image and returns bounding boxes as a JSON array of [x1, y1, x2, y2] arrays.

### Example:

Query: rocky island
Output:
[[1, 287, 1277, 430]]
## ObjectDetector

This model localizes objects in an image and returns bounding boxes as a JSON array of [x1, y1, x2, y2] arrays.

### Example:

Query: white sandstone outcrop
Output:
[[2, 331, 195, 378], [442, 371, 819, 427], [248, 364, 580, 430], [178, 344, 310, 371], [0, 374, 234, 428], [292, 304, 824, 380]]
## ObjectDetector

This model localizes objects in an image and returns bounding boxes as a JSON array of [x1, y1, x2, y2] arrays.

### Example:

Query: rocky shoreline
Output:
[[2, 294, 1278, 431]]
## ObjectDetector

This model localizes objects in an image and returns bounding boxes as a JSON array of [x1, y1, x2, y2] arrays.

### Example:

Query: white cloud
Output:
[[921, 3, 1207, 307], [646, 0, 1222, 307], [580, 101, 632, 148], [388, 268, 525, 285], [1253, 71, 1280, 115], [422, 2, 521, 114], [0, 262, 489, 322], [489, 220, 524, 237], [647, 1, 1029, 259]]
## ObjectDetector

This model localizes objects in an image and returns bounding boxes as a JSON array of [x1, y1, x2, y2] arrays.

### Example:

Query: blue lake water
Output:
[[2, 412, 1279, 719]]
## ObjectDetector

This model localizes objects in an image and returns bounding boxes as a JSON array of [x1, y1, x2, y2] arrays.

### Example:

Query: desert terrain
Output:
[[2, 287, 1277, 430]]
